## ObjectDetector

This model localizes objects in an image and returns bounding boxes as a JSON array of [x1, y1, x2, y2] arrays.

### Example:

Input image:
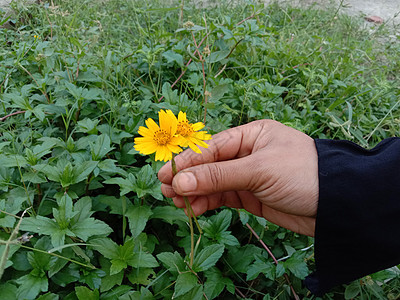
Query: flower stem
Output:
[[171, 154, 201, 268], [184, 196, 195, 267]]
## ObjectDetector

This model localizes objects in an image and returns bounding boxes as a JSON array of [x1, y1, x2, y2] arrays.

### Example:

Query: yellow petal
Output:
[[191, 138, 209, 148], [170, 135, 186, 146], [145, 118, 159, 132], [138, 126, 153, 137], [164, 148, 173, 161], [192, 122, 205, 131], [167, 143, 183, 154], [155, 146, 164, 161], [134, 136, 154, 143], [188, 142, 202, 153], [178, 111, 187, 123], [159, 110, 177, 135]]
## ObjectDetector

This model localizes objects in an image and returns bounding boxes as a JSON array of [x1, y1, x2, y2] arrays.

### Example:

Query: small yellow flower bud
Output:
[[203, 46, 210, 56], [183, 21, 195, 29]]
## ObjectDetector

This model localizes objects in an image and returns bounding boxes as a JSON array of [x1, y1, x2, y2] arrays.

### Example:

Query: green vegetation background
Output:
[[0, 0, 399, 299]]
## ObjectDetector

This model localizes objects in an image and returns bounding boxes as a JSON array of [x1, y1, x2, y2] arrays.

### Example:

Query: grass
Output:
[[0, 0, 399, 299]]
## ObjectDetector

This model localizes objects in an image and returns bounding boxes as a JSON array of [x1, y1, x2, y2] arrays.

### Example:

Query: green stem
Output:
[[20, 245, 96, 270], [171, 154, 200, 267], [184, 196, 195, 267]]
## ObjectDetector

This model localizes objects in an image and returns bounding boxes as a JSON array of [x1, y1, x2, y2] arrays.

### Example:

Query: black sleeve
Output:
[[304, 137, 400, 296]]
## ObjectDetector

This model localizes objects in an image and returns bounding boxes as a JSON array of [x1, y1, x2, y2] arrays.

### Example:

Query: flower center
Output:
[[177, 121, 193, 137], [153, 130, 170, 145]]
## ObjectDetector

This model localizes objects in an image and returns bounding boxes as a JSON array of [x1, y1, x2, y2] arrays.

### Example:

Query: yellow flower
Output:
[[170, 111, 212, 154], [134, 110, 185, 162]]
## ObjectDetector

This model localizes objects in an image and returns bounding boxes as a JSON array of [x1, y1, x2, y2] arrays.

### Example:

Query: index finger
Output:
[[157, 120, 268, 184]]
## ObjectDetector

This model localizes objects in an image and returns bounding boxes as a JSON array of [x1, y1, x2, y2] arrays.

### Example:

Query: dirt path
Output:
[[267, 0, 400, 26]]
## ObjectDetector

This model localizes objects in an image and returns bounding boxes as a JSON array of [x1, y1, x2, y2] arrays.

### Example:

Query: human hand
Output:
[[158, 120, 318, 237]]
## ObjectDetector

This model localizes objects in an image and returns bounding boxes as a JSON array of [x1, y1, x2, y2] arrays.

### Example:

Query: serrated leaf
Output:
[[156, 251, 186, 274], [209, 84, 229, 102], [207, 50, 230, 63], [126, 205, 153, 238], [98, 159, 127, 176], [36, 293, 59, 300], [103, 174, 135, 196], [16, 273, 48, 300], [128, 251, 158, 268], [247, 258, 275, 281], [174, 284, 203, 300], [276, 263, 285, 278], [344, 281, 361, 299], [204, 268, 233, 299], [127, 268, 155, 285], [0, 283, 17, 299], [109, 259, 127, 275], [283, 252, 309, 279], [193, 244, 224, 272], [174, 272, 198, 297], [90, 134, 113, 161], [71, 217, 112, 241], [75, 286, 99, 300], [74, 161, 98, 183], [162, 50, 184, 67], [72, 197, 93, 224], [90, 238, 119, 260], [151, 206, 187, 224]]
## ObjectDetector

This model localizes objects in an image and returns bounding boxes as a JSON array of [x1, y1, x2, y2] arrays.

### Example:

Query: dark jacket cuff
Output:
[[305, 138, 400, 296]]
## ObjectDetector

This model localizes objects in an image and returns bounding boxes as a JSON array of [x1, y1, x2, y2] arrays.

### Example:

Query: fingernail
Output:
[[175, 172, 197, 193]]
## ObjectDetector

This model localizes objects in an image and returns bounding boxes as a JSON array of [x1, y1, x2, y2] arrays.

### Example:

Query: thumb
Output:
[[172, 156, 258, 196]]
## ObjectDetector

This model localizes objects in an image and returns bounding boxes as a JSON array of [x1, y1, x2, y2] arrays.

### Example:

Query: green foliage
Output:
[[0, 0, 399, 299]]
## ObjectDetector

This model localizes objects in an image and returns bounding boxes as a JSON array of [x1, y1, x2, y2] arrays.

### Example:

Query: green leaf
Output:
[[174, 284, 203, 300], [27, 237, 52, 271], [247, 258, 275, 281], [283, 252, 309, 279], [151, 206, 187, 224], [16, 273, 48, 300], [74, 161, 98, 184], [203, 209, 238, 246], [207, 50, 230, 63], [72, 197, 93, 224], [193, 244, 224, 272], [104, 174, 136, 196], [126, 205, 153, 238], [174, 272, 198, 297], [0, 283, 17, 299], [75, 286, 99, 300], [37, 293, 60, 300], [344, 281, 361, 299], [204, 268, 234, 299], [90, 238, 119, 260], [90, 134, 114, 161], [133, 165, 163, 200], [163, 50, 184, 67], [209, 84, 229, 102], [76, 118, 99, 134], [98, 159, 127, 176], [109, 259, 127, 275], [156, 251, 186, 274], [128, 251, 158, 268], [71, 217, 112, 241], [20, 216, 66, 247], [276, 263, 286, 278], [127, 268, 155, 285]]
